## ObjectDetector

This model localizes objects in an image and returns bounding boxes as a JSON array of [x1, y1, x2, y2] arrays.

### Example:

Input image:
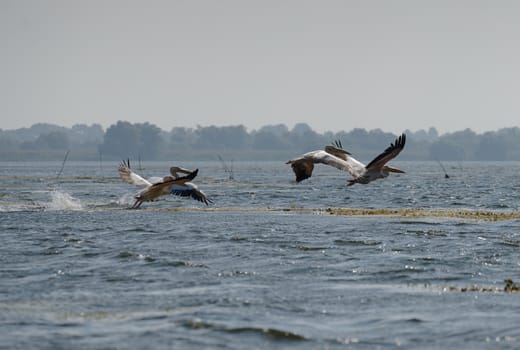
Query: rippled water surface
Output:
[[1, 161, 520, 349]]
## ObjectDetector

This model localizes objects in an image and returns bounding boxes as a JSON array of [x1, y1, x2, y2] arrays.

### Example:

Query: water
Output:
[[1, 161, 520, 349]]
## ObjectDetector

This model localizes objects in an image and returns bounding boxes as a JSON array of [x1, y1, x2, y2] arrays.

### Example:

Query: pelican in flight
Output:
[[118, 160, 211, 208], [287, 133, 406, 186]]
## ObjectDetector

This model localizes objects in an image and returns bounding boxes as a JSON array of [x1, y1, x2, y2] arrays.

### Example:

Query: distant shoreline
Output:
[[1, 122, 519, 161]]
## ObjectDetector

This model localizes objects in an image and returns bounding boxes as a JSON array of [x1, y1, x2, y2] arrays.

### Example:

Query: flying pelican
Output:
[[118, 160, 210, 208], [286, 133, 406, 186]]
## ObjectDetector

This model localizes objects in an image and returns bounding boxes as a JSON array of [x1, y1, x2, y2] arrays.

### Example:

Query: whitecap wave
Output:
[[45, 190, 83, 211], [117, 193, 136, 206]]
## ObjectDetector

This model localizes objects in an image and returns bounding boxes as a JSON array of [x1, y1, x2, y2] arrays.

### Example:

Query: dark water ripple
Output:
[[1, 161, 520, 349]]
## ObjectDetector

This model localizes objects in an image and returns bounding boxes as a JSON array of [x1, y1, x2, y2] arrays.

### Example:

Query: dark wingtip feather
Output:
[[387, 133, 406, 152], [397, 133, 406, 147], [187, 168, 199, 180]]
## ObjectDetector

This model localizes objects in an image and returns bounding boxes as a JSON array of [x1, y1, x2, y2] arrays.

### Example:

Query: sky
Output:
[[2, 0, 520, 134]]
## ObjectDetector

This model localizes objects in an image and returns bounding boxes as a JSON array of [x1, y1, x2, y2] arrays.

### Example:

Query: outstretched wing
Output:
[[286, 158, 315, 182], [365, 134, 406, 171], [311, 150, 365, 177], [324, 140, 351, 161], [137, 169, 199, 202], [118, 159, 152, 187], [287, 150, 365, 182], [171, 182, 213, 205], [154, 168, 199, 188]]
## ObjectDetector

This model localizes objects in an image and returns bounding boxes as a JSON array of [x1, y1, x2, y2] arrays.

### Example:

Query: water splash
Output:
[[45, 190, 83, 211], [116, 193, 136, 207]]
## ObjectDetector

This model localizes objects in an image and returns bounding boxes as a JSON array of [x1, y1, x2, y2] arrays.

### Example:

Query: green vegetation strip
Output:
[[324, 207, 520, 221], [158, 206, 520, 220], [443, 279, 520, 293]]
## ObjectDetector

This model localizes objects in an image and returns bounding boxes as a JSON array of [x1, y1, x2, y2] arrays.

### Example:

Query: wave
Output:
[[181, 319, 307, 341], [44, 190, 83, 211]]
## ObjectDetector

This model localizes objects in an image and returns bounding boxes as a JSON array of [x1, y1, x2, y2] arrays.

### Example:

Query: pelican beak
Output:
[[387, 166, 405, 173], [170, 166, 193, 175], [177, 167, 193, 174]]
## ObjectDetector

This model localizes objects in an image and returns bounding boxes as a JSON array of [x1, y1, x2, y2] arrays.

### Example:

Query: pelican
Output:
[[286, 133, 406, 186], [118, 160, 211, 208]]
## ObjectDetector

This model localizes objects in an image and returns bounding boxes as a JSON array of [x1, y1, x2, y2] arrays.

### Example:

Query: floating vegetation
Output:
[[154, 206, 520, 221], [443, 280, 520, 293], [324, 207, 520, 221], [27, 199, 517, 221], [504, 279, 520, 292]]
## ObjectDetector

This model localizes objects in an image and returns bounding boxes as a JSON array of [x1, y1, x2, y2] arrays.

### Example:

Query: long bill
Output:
[[385, 166, 405, 173], [170, 166, 194, 176]]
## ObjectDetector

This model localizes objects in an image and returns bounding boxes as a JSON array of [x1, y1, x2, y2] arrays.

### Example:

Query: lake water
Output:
[[1, 160, 520, 349]]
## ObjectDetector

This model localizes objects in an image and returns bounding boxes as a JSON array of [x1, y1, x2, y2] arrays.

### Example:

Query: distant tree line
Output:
[[0, 123, 104, 160], [1, 121, 519, 161]]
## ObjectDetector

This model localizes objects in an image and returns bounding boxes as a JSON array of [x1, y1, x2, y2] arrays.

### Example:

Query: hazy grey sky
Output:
[[2, 0, 520, 134]]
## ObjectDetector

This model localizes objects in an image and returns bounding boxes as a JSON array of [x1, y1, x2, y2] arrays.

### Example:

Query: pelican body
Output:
[[118, 160, 211, 208], [287, 134, 406, 186]]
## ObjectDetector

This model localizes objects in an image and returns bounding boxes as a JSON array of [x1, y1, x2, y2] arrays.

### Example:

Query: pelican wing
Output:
[[152, 168, 199, 188], [135, 181, 170, 202], [311, 150, 363, 176], [137, 169, 199, 202], [287, 150, 364, 182], [286, 158, 315, 182], [147, 176, 164, 184], [324, 140, 351, 161], [171, 183, 212, 205], [119, 160, 152, 187], [365, 134, 406, 171]]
